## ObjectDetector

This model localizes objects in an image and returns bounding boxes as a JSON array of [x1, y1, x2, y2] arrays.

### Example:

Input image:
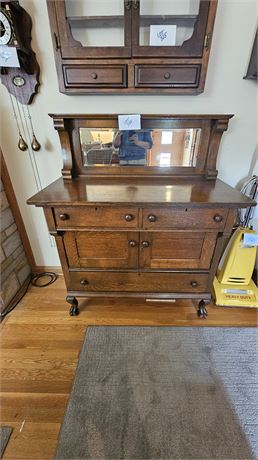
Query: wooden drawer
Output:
[[63, 65, 127, 88], [54, 206, 139, 228], [143, 208, 228, 230], [135, 65, 200, 88], [69, 271, 209, 293]]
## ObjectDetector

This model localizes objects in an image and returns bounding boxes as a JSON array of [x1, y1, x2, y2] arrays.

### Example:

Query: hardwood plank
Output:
[[0, 393, 68, 422], [2, 422, 60, 459], [0, 277, 257, 459]]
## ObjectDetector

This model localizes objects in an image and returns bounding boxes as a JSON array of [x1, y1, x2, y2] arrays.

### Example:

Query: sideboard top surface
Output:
[[27, 177, 255, 208]]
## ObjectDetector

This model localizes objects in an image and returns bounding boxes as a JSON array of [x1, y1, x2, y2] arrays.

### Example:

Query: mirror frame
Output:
[[49, 114, 233, 180]]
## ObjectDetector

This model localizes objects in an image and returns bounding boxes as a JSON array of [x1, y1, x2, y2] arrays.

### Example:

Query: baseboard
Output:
[[31, 266, 63, 276]]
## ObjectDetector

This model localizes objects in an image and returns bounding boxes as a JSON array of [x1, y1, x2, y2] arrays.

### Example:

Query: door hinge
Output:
[[204, 33, 211, 49], [53, 32, 60, 51]]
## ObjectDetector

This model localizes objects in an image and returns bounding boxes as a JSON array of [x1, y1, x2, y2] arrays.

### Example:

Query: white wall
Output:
[[0, 0, 257, 267]]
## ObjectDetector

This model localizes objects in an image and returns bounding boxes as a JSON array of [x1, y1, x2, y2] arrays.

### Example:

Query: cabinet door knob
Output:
[[191, 280, 198, 288], [91, 72, 98, 79], [59, 213, 69, 221], [80, 279, 88, 285], [141, 240, 150, 248], [124, 214, 134, 222], [164, 72, 171, 80], [213, 214, 223, 223], [129, 240, 137, 247], [148, 214, 157, 222]]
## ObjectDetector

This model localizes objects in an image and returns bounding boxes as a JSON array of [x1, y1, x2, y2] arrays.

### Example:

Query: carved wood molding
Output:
[[52, 116, 73, 179], [205, 116, 233, 178]]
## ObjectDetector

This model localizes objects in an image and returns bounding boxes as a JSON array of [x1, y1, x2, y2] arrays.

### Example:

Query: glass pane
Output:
[[65, 0, 124, 47], [139, 0, 200, 47], [79, 128, 201, 167]]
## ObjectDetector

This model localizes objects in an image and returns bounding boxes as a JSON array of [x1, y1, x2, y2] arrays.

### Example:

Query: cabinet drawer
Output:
[[135, 65, 200, 88], [63, 65, 127, 88], [143, 208, 228, 229], [54, 206, 139, 228], [69, 271, 209, 293]]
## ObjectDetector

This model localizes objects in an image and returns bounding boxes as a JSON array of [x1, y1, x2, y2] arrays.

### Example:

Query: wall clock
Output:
[[0, 1, 40, 105], [0, 7, 15, 45]]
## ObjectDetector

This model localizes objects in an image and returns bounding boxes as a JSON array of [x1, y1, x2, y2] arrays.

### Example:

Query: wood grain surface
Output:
[[0, 277, 257, 459]]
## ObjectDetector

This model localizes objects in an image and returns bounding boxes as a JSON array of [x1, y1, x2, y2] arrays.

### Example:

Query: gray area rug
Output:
[[56, 327, 258, 459], [0, 426, 13, 458]]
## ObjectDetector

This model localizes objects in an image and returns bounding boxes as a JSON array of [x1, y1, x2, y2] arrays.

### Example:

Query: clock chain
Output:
[[18, 77, 41, 152], [7, 89, 28, 151], [26, 105, 41, 151]]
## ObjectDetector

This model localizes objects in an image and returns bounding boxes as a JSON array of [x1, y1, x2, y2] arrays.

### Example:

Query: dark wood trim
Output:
[[0, 148, 35, 267]]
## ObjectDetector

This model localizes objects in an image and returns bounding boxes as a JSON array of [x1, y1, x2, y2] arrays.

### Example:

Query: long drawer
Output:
[[135, 65, 200, 88], [54, 206, 139, 228], [63, 65, 127, 88], [69, 271, 209, 293], [143, 207, 228, 229]]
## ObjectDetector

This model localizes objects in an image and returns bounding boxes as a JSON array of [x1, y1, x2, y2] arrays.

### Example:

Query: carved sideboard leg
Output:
[[197, 299, 209, 318], [66, 296, 79, 316]]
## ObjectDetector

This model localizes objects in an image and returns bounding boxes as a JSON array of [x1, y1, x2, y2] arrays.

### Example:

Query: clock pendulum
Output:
[[7, 88, 28, 151], [26, 105, 41, 151]]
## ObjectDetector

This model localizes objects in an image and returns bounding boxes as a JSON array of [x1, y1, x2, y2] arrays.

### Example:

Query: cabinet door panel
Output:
[[64, 231, 139, 269], [140, 231, 217, 269], [54, 0, 132, 59], [132, 1, 213, 58]]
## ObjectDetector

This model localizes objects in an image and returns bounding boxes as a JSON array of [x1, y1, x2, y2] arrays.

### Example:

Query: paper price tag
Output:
[[0, 46, 20, 67], [150, 25, 176, 47], [243, 232, 258, 246], [118, 114, 141, 131]]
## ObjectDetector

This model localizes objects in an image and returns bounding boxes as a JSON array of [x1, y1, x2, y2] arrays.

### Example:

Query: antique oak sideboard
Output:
[[28, 115, 255, 317]]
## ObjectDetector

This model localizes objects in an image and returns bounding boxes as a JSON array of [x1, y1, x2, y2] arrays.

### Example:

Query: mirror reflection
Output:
[[79, 128, 201, 167]]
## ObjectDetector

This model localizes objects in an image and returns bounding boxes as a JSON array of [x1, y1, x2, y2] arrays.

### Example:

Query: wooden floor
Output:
[[1, 277, 257, 459]]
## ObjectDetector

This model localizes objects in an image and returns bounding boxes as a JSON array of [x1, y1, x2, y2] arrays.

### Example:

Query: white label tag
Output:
[[150, 25, 177, 46], [243, 233, 258, 246], [0, 46, 20, 67], [118, 114, 141, 131]]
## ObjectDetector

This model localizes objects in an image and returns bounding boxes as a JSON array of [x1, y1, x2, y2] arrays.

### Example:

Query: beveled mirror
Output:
[[79, 127, 201, 167]]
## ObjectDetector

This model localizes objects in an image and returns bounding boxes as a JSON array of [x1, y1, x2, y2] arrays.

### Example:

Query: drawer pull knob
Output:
[[213, 214, 223, 223], [124, 214, 134, 222], [59, 213, 69, 221], [164, 72, 171, 80], [148, 214, 157, 222], [91, 72, 98, 79], [129, 240, 137, 247], [141, 240, 150, 248], [191, 280, 198, 288], [80, 279, 88, 285]]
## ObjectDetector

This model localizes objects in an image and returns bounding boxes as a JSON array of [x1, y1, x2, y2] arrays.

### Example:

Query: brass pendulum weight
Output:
[[27, 106, 41, 151], [18, 133, 28, 151], [9, 93, 28, 151]]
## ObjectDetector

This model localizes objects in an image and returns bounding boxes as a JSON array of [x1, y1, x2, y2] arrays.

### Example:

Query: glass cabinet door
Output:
[[132, 0, 210, 57], [55, 0, 131, 58]]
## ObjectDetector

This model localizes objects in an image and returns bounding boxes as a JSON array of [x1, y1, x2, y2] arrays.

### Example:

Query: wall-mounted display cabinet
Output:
[[47, 0, 217, 95]]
